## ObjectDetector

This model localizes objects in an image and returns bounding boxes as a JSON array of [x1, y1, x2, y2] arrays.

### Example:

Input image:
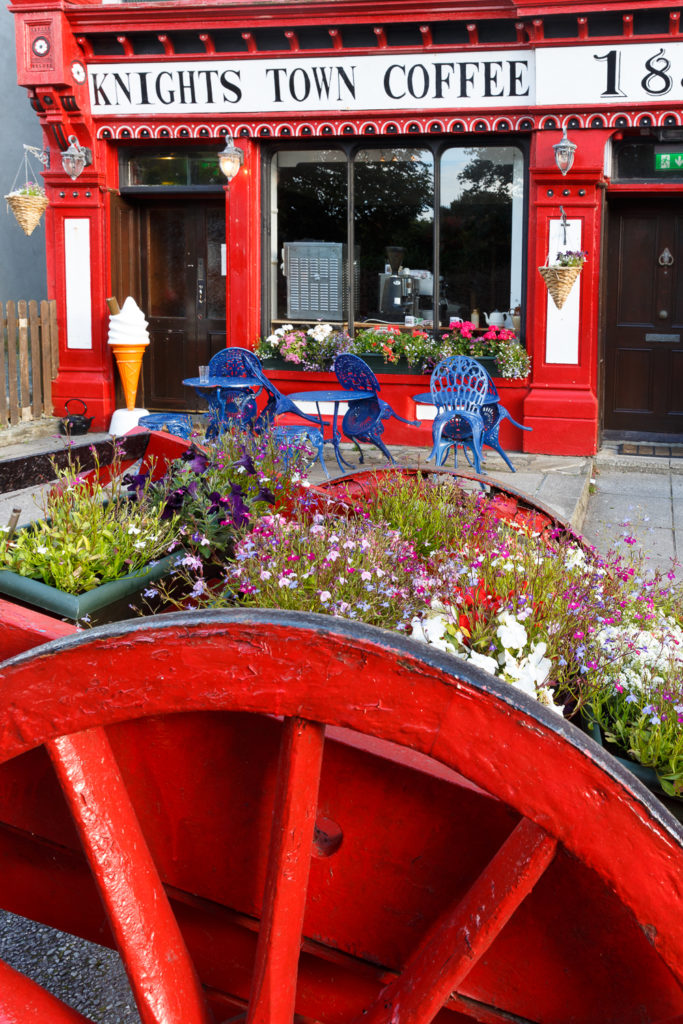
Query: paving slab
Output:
[[592, 470, 672, 497], [585, 492, 673, 531]]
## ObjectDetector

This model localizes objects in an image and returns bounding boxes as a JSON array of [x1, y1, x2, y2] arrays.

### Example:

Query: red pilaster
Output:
[[227, 139, 261, 352], [523, 129, 609, 455]]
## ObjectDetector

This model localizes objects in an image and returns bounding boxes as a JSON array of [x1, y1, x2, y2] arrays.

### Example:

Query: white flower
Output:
[[422, 614, 448, 644], [497, 611, 527, 653], [468, 650, 499, 675]]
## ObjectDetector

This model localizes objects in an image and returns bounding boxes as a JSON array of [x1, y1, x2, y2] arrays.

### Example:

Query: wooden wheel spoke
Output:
[[355, 818, 558, 1024], [247, 716, 326, 1024], [47, 726, 211, 1024], [0, 958, 95, 1022]]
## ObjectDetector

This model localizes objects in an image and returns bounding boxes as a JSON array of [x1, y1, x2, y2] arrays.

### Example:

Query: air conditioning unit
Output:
[[283, 242, 357, 321]]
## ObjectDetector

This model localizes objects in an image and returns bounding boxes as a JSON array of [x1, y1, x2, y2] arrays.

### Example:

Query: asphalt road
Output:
[[0, 911, 140, 1022]]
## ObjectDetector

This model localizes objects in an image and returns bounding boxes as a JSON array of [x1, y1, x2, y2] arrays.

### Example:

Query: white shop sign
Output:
[[88, 42, 683, 116]]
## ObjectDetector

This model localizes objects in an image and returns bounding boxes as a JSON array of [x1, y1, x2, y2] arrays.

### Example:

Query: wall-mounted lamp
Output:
[[553, 127, 577, 176], [218, 131, 244, 182], [61, 135, 92, 180]]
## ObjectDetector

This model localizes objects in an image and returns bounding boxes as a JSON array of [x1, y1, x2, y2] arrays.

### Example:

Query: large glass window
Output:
[[268, 141, 525, 335], [440, 146, 524, 321]]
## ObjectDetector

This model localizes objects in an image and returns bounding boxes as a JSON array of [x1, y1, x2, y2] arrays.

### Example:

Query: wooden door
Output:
[[605, 200, 683, 435], [140, 200, 226, 411]]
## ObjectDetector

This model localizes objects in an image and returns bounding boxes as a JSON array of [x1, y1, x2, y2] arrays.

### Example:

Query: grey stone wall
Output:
[[0, 5, 47, 303]]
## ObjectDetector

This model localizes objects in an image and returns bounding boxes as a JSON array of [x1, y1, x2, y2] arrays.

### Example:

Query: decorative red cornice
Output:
[[11, 0, 676, 36], [91, 106, 682, 142]]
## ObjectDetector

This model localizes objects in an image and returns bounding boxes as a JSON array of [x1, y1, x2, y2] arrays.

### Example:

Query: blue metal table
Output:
[[182, 375, 262, 436], [287, 389, 375, 472]]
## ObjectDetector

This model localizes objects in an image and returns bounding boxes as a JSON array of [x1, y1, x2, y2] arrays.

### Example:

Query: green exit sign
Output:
[[655, 152, 683, 170]]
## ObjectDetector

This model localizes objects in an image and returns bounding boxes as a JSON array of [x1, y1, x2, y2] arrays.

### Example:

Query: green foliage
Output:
[[0, 448, 179, 594]]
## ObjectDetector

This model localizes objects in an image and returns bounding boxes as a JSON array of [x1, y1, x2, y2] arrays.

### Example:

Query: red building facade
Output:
[[9, 0, 683, 454]]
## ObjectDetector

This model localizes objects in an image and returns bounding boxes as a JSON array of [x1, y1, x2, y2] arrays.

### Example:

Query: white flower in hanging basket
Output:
[[539, 250, 587, 310], [5, 181, 49, 237]]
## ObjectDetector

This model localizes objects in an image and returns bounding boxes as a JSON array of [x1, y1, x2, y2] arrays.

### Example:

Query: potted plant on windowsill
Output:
[[439, 321, 531, 380], [256, 323, 353, 372], [539, 250, 587, 310], [349, 325, 416, 373]]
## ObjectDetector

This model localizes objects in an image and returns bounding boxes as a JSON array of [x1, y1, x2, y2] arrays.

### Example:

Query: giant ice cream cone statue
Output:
[[107, 296, 150, 433]]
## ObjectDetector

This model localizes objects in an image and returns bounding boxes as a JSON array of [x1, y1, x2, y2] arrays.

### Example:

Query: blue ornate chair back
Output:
[[334, 354, 381, 393], [208, 347, 261, 380], [428, 357, 489, 472], [200, 347, 262, 436], [333, 353, 418, 464], [430, 356, 490, 412]]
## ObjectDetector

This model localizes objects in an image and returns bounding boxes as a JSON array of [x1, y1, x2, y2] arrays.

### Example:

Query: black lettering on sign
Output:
[[594, 50, 626, 97], [641, 48, 672, 95], [219, 69, 242, 103], [91, 72, 111, 106]]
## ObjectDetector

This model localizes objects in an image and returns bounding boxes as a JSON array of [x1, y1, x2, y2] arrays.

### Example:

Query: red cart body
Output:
[[1, 445, 682, 1023]]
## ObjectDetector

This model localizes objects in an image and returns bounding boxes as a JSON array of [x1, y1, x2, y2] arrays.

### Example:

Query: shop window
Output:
[[440, 146, 524, 324], [121, 149, 224, 189], [354, 148, 434, 324], [269, 142, 524, 335], [614, 140, 683, 182]]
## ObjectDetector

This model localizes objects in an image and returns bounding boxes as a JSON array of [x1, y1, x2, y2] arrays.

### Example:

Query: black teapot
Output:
[[58, 398, 94, 436]]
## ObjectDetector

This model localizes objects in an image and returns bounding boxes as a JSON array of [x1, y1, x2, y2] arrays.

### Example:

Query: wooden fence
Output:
[[1, 300, 59, 428]]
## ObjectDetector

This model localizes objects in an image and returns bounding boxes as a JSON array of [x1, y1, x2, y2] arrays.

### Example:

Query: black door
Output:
[[140, 200, 226, 411], [605, 199, 683, 435]]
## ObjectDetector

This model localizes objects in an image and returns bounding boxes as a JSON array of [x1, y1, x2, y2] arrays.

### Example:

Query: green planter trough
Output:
[[0, 550, 179, 624]]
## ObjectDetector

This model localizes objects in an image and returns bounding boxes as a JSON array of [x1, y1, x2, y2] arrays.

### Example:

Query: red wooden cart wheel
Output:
[[310, 466, 573, 540], [0, 610, 682, 1024]]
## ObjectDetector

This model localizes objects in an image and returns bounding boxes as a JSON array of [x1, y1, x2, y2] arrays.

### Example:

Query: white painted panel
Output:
[[65, 218, 92, 350], [544, 218, 582, 365], [415, 404, 437, 421]]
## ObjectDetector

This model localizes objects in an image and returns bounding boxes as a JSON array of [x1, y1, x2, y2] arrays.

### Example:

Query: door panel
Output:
[[605, 201, 683, 434], [140, 200, 226, 411]]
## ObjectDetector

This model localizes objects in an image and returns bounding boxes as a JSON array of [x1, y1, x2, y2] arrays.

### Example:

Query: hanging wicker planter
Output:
[[538, 264, 582, 310], [4, 191, 49, 237]]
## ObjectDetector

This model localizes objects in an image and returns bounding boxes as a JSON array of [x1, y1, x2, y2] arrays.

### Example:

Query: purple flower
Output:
[[123, 470, 149, 497], [183, 448, 209, 474], [233, 451, 256, 476]]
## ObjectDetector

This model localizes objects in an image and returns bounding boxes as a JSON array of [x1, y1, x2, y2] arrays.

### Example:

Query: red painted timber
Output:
[[1, 613, 683, 1021], [247, 716, 326, 1024], [0, 598, 75, 660], [47, 726, 212, 1024], [355, 818, 558, 1024], [0, 960, 94, 1022]]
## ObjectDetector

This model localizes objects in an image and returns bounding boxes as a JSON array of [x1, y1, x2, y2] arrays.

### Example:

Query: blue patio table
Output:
[[286, 389, 374, 472], [182, 375, 263, 436]]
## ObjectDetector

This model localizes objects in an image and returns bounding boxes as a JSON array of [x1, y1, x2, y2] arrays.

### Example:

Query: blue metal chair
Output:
[[204, 347, 262, 436], [428, 357, 489, 472], [333, 354, 419, 464], [138, 413, 195, 440], [250, 363, 328, 434], [272, 424, 330, 478], [475, 370, 532, 473], [248, 359, 331, 476]]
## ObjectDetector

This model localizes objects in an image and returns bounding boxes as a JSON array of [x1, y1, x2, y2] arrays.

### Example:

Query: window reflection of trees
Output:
[[441, 149, 515, 320], [354, 151, 433, 320], [273, 144, 521, 328]]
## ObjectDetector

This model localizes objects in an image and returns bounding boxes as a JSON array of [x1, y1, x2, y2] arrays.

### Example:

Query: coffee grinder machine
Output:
[[378, 246, 418, 319]]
